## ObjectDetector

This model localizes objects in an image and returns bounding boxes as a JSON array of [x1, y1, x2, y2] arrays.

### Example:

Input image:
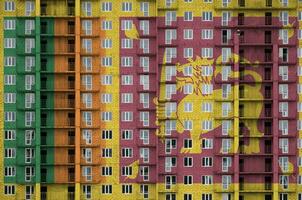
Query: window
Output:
[[102, 38, 112, 49], [184, 29, 193, 40], [122, 148, 133, 158], [5, 112, 16, 122], [222, 11, 231, 26], [140, 39, 149, 53], [101, 166, 112, 176], [165, 11, 176, 25], [4, 1, 15, 11], [184, 120, 193, 130], [25, 56, 35, 71], [122, 130, 133, 140], [4, 93, 16, 104], [202, 102, 213, 112], [184, 11, 193, 21], [184, 157, 193, 167], [183, 84, 193, 94], [201, 29, 213, 39], [184, 48, 193, 58], [222, 175, 232, 190], [101, 130, 112, 140], [122, 2, 132, 12], [165, 47, 177, 62], [4, 185, 15, 195], [279, 84, 288, 99], [222, 139, 232, 153], [140, 93, 149, 108], [25, 20, 35, 35], [139, 20, 149, 35], [25, 111, 35, 127], [82, 166, 92, 181], [82, 20, 92, 35], [4, 75, 16, 85], [82, 112, 92, 126], [101, 112, 112, 121], [165, 84, 176, 99], [121, 20, 133, 30], [202, 120, 213, 130], [140, 2, 149, 16], [83, 185, 91, 199], [182, 66, 192, 77], [121, 75, 133, 85], [101, 75, 112, 85], [183, 138, 192, 149], [82, 39, 92, 53], [222, 48, 231, 63], [279, 11, 289, 26], [201, 175, 213, 185], [184, 194, 193, 200], [101, 185, 112, 194], [4, 38, 16, 48], [82, 93, 92, 108], [279, 29, 288, 44], [4, 166, 15, 177], [279, 120, 288, 135], [222, 102, 231, 117], [222, 120, 232, 135], [102, 2, 112, 12], [25, 166, 35, 182], [82, 1, 92, 16], [121, 111, 133, 122], [222, 157, 232, 172], [101, 93, 112, 103], [121, 57, 133, 67], [122, 166, 132, 176], [4, 19, 15, 30], [184, 175, 193, 184], [201, 84, 213, 95], [121, 93, 133, 103], [201, 138, 213, 149], [279, 157, 289, 172], [4, 56, 16, 67], [280, 175, 289, 189], [102, 148, 112, 158], [202, 11, 213, 21], [4, 130, 16, 140], [201, 157, 213, 167], [102, 20, 112, 30], [184, 102, 193, 112], [140, 111, 149, 126], [201, 48, 213, 58], [165, 29, 177, 44], [82, 130, 92, 144], [166, 66, 176, 81], [82, 75, 92, 90], [139, 148, 149, 163], [25, 1, 34, 16], [25, 38, 35, 53], [279, 138, 288, 154], [121, 38, 133, 49], [201, 66, 213, 76], [140, 75, 149, 90], [5, 148, 16, 158], [140, 130, 149, 144], [140, 57, 149, 72], [279, 102, 288, 117], [122, 184, 132, 194]]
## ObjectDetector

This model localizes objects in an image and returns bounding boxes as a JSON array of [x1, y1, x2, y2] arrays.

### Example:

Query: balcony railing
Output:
[[68, 192, 75, 200], [41, 192, 47, 200], [68, 137, 75, 145], [68, 155, 75, 163], [68, 174, 75, 182]]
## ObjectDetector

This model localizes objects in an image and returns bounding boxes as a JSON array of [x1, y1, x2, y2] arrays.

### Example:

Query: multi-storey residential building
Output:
[[0, 0, 302, 200]]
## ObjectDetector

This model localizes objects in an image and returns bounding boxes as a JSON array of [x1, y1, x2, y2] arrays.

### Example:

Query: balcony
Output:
[[68, 173, 75, 182], [68, 155, 75, 163], [68, 192, 75, 200], [68, 6, 75, 16], [41, 192, 47, 200], [238, 0, 245, 7]]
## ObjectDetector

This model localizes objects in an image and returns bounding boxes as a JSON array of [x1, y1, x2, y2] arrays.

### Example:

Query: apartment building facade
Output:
[[0, 0, 302, 200]]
